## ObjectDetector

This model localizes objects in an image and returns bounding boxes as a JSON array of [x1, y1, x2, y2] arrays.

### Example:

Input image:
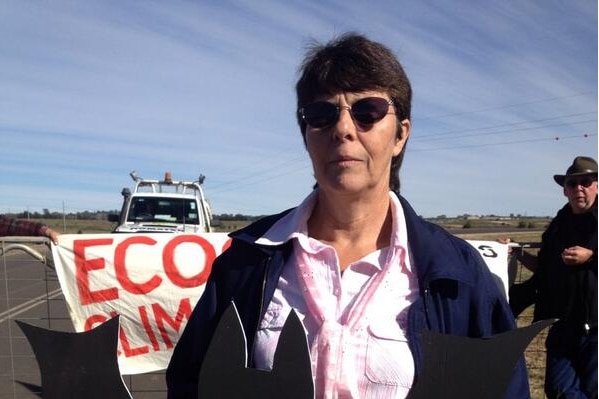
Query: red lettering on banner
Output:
[[109, 310, 150, 358], [114, 236, 162, 295], [163, 235, 216, 288], [84, 311, 148, 357], [74, 238, 118, 305], [84, 314, 109, 331], [81, 297, 194, 358], [64, 234, 230, 366], [119, 325, 150, 357], [139, 305, 160, 352], [153, 297, 193, 349]]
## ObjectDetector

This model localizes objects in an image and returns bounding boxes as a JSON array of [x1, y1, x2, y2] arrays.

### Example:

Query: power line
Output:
[[411, 133, 597, 152], [414, 112, 596, 141], [417, 91, 595, 121], [208, 154, 310, 194], [413, 118, 596, 143]]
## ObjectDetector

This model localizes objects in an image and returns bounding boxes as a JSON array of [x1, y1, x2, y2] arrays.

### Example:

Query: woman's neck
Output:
[[307, 189, 393, 270]]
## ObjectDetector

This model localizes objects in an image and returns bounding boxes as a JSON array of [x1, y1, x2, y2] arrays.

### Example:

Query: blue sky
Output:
[[1, 1, 597, 218]]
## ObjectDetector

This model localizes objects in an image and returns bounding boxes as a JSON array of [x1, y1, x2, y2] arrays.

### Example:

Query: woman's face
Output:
[[304, 90, 411, 196]]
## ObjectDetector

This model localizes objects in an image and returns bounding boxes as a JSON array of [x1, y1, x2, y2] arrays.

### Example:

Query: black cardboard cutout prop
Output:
[[197, 302, 314, 398], [407, 318, 555, 399], [195, 302, 552, 399], [16, 316, 132, 399], [14, 381, 42, 397]]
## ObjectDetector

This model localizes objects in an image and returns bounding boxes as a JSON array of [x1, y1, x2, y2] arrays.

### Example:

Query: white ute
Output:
[[108, 171, 213, 233]]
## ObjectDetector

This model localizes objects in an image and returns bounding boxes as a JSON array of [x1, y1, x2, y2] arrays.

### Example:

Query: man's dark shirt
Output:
[[534, 197, 598, 329]]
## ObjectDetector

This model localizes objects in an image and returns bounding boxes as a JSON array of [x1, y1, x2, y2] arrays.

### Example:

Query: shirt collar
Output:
[[253, 190, 316, 246], [255, 190, 409, 255]]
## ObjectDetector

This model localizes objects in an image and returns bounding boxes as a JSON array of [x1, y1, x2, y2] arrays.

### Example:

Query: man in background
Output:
[[515, 156, 597, 398]]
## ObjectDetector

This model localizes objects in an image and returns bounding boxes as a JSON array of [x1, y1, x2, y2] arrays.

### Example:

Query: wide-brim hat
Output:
[[553, 156, 598, 186]]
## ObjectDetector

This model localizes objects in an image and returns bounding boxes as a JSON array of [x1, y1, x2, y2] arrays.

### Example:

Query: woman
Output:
[[167, 33, 529, 398]]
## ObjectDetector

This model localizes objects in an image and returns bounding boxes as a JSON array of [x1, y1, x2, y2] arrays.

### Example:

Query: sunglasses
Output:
[[299, 97, 395, 129], [565, 177, 596, 188]]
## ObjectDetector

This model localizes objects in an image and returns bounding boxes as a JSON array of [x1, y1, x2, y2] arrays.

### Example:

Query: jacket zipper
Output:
[[248, 255, 272, 366], [423, 286, 432, 330]]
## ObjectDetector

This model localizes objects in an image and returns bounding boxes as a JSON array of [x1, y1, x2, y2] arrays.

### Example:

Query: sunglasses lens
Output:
[[301, 102, 338, 128], [301, 97, 392, 129], [351, 97, 391, 125], [566, 178, 595, 188]]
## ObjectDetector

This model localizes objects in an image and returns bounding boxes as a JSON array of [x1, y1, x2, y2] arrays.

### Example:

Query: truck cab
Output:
[[108, 171, 213, 233]]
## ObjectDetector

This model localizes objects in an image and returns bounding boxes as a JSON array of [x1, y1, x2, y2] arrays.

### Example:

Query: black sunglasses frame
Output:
[[565, 177, 596, 188], [299, 97, 394, 129]]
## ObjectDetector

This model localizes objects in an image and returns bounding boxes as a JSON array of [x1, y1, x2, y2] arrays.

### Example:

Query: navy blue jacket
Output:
[[167, 195, 530, 398]]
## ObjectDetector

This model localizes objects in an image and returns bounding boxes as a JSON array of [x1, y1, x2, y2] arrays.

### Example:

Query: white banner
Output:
[[52, 233, 231, 375], [51, 234, 508, 375], [466, 240, 510, 298]]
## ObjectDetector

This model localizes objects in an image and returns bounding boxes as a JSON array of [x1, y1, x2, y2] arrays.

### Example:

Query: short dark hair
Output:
[[295, 33, 412, 192]]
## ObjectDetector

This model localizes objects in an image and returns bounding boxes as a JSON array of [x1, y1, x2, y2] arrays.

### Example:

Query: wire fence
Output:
[[0, 237, 166, 399], [509, 243, 549, 399], [0, 237, 548, 398]]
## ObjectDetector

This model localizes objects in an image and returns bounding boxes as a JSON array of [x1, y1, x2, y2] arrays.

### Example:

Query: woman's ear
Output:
[[393, 119, 411, 156]]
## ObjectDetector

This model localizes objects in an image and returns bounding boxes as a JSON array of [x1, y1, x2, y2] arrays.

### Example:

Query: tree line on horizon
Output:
[[3, 209, 551, 222]]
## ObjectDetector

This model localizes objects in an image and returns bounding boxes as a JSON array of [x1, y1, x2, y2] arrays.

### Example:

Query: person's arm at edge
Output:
[[0, 215, 60, 245], [38, 225, 60, 245], [497, 237, 538, 273], [515, 250, 538, 272]]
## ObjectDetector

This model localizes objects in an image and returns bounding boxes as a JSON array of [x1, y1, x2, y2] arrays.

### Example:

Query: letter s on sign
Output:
[[163, 235, 216, 288], [477, 245, 498, 258]]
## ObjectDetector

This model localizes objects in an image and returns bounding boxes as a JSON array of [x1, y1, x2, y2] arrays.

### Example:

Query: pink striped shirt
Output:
[[253, 191, 419, 398]]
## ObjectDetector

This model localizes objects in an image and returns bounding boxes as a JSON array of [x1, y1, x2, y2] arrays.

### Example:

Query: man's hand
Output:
[[496, 237, 514, 255], [561, 246, 593, 265]]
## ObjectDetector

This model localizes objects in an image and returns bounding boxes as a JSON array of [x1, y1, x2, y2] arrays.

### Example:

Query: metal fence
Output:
[[0, 237, 167, 399], [1, 237, 548, 398]]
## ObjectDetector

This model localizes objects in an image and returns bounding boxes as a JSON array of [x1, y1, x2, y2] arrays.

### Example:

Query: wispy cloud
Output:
[[0, 0, 596, 217]]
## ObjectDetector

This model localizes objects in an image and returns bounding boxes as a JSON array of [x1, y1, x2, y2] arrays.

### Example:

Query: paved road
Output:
[[0, 240, 58, 398], [0, 239, 166, 399]]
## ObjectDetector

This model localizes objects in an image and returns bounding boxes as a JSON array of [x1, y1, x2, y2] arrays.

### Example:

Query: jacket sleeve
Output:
[[451, 238, 531, 398], [166, 260, 221, 399], [0, 215, 46, 237], [488, 288, 531, 398], [165, 237, 270, 399], [472, 245, 531, 399]]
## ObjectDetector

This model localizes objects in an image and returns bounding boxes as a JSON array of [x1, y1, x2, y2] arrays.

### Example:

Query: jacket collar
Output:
[[397, 195, 476, 288], [229, 208, 294, 249], [231, 192, 477, 287]]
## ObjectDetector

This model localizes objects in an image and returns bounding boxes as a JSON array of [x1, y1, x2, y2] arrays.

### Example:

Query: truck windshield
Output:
[[127, 197, 200, 224]]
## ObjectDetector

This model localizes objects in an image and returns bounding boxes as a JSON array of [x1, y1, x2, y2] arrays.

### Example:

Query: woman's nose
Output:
[[332, 106, 356, 140]]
